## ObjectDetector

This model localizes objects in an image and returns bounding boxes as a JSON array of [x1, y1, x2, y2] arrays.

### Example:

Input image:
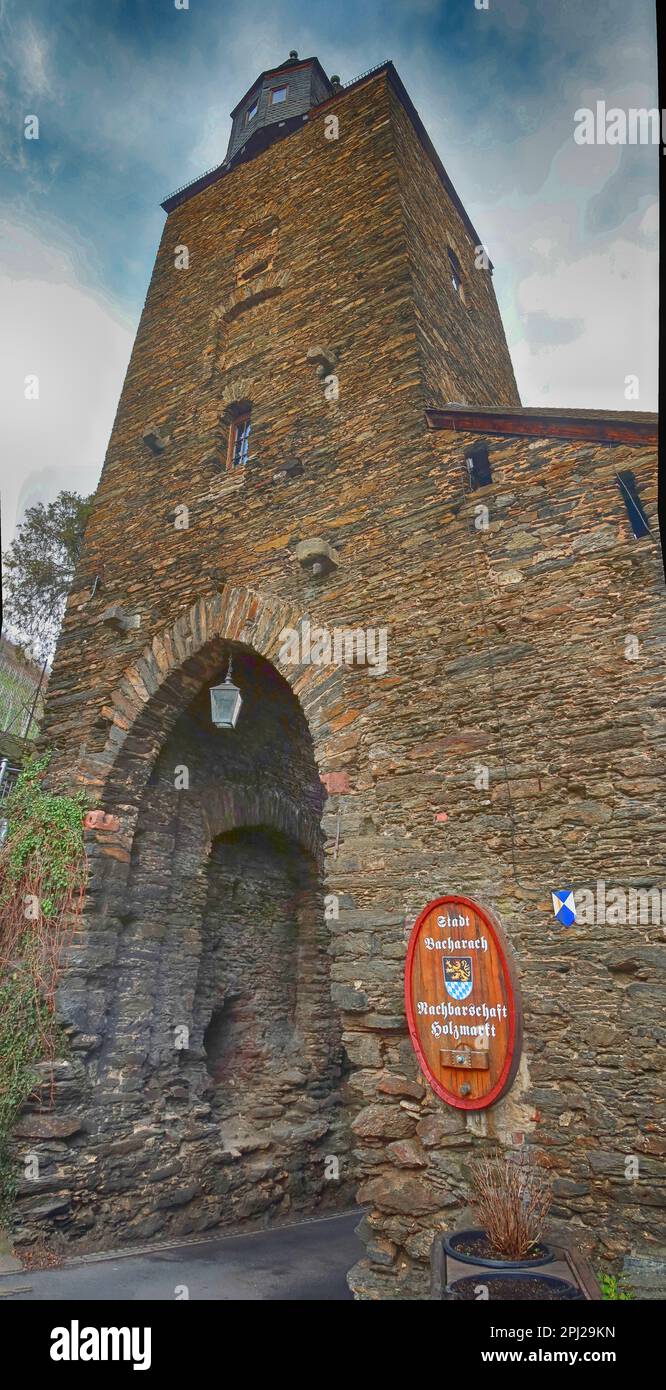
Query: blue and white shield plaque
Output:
[[443, 956, 473, 1000]]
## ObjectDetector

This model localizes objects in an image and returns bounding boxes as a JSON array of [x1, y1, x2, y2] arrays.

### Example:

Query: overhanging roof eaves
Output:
[[426, 404, 658, 446], [160, 111, 310, 211]]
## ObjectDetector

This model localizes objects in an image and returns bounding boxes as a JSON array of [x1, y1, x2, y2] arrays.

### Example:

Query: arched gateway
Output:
[[16, 587, 355, 1247]]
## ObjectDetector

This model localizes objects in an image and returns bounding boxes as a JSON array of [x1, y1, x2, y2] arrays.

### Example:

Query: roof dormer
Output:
[[224, 52, 334, 167]]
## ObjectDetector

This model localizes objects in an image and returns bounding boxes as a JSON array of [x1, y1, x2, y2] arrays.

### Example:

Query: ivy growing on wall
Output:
[[0, 754, 88, 1225]]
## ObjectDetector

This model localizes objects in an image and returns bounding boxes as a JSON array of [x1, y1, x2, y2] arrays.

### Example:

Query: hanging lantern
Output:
[[209, 653, 242, 729]]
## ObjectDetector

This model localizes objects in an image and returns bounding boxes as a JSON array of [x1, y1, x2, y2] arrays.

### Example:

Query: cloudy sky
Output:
[[0, 0, 659, 543]]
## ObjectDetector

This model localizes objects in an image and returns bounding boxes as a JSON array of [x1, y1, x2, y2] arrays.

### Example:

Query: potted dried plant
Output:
[[445, 1152, 555, 1267], [444, 1154, 583, 1299]]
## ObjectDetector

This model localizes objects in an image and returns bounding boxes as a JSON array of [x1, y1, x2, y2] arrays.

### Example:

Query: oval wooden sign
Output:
[[404, 895, 522, 1111]]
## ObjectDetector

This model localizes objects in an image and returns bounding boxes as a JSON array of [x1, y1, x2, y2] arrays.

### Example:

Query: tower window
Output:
[[616, 470, 650, 538], [245, 98, 259, 125], [269, 85, 288, 104], [448, 248, 464, 296], [227, 414, 251, 470], [465, 444, 492, 490]]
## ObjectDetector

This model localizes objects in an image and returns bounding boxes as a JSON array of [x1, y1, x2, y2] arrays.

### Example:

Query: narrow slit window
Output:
[[448, 247, 463, 295], [245, 98, 259, 125], [616, 470, 650, 538], [465, 444, 492, 490], [228, 415, 251, 470]]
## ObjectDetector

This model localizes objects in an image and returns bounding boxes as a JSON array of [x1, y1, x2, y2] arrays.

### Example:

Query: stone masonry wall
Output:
[[16, 63, 664, 1295], [345, 426, 664, 1297], [14, 647, 352, 1247], [389, 84, 520, 410], [41, 68, 520, 757]]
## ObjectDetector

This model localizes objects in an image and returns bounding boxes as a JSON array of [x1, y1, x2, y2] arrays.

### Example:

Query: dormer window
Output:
[[269, 85, 288, 105], [245, 98, 259, 125]]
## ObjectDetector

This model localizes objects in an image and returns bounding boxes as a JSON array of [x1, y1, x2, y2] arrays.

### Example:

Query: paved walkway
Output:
[[0, 1209, 361, 1301]]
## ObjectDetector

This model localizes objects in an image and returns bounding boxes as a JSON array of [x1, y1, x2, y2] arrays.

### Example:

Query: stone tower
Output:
[[18, 56, 662, 1299]]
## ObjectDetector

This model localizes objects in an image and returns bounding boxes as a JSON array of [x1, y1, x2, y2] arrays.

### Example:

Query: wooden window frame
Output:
[[244, 98, 259, 126], [226, 413, 251, 471], [269, 85, 288, 105]]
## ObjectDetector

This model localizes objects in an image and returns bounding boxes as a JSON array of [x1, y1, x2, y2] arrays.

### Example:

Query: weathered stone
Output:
[[19, 1196, 71, 1217], [378, 1077, 425, 1101], [331, 984, 369, 1012], [623, 1255, 666, 1301], [155, 1186, 200, 1209], [387, 1139, 427, 1168], [347, 1257, 429, 1300], [342, 1033, 383, 1067], [294, 538, 340, 575], [357, 1173, 445, 1215], [365, 1233, 398, 1267], [416, 1113, 466, 1146], [13, 1115, 83, 1140], [99, 606, 141, 634], [404, 1226, 438, 1261], [320, 771, 350, 795], [84, 810, 121, 831], [352, 1106, 415, 1141], [68, 1035, 102, 1053], [271, 1118, 330, 1144]]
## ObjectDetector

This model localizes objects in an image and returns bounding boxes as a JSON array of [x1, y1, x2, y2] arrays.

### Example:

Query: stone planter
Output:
[[432, 1229, 602, 1301], [443, 1228, 555, 1270]]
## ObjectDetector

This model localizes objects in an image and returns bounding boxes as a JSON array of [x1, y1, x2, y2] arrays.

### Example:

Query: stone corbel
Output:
[[306, 345, 340, 380], [294, 537, 340, 577], [100, 605, 141, 633]]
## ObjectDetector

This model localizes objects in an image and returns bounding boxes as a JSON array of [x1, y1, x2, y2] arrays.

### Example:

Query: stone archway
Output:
[[68, 586, 352, 884], [203, 270, 291, 381], [14, 587, 357, 1250], [79, 585, 346, 803]]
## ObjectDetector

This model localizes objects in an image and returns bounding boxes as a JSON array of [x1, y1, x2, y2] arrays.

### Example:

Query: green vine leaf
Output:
[[0, 752, 88, 1228]]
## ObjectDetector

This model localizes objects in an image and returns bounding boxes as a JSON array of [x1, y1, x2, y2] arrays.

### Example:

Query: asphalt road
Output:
[[0, 1209, 362, 1302]]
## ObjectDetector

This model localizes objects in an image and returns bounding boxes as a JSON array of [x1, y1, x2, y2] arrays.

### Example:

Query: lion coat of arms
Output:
[[443, 956, 473, 1001]]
